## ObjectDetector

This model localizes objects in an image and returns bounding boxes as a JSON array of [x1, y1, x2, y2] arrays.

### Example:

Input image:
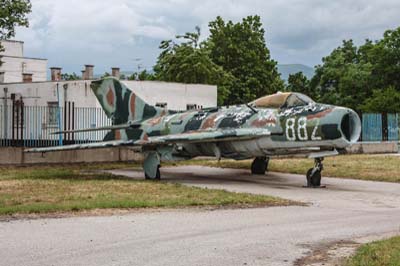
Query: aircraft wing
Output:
[[25, 128, 271, 153], [25, 140, 135, 153], [139, 128, 271, 145], [51, 120, 141, 134]]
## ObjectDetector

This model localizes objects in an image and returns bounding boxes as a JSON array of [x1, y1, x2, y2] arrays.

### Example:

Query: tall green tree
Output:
[[360, 87, 400, 113], [0, 0, 32, 53], [286, 71, 315, 98], [309, 40, 373, 111], [309, 26, 400, 112], [207, 15, 284, 104], [153, 26, 233, 105], [359, 28, 400, 91]]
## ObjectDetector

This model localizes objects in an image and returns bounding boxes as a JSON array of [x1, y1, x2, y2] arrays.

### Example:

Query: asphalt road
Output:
[[1, 166, 400, 266]]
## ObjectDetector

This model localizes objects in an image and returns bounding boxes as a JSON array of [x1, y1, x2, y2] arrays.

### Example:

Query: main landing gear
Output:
[[143, 152, 161, 180], [251, 156, 269, 175], [306, 157, 324, 188]]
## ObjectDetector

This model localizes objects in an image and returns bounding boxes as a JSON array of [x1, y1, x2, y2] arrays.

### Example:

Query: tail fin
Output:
[[91, 77, 162, 124]]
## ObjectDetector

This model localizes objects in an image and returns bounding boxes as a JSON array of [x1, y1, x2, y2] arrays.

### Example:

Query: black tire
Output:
[[306, 168, 321, 187], [155, 165, 161, 180], [145, 165, 161, 180], [251, 157, 267, 175]]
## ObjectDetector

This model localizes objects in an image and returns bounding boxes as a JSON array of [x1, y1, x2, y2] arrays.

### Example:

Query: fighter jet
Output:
[[26, 77, 361, 187]]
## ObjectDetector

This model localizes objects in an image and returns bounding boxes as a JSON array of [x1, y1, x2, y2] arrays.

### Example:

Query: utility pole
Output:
[[131, 58, 142, 80]]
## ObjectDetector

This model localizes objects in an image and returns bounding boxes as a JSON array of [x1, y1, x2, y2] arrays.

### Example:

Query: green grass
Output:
[[173, 154, 400, 183], [0, 164, 292, 216], [346, 236, 400, 266]]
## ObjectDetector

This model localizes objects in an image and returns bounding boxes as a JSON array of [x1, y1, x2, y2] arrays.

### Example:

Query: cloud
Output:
[[15, 0, 400, 73]]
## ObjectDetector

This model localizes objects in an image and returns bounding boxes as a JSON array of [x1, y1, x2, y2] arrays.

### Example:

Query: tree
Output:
[[0, 0, 32, 52], [361, 87, 400, 113], [286, 72, 314, 98], [137, 70, 155, 81], [360, 28, 400, 91], [61, 72, 80, 81], [207, 15, 284, 104], [127, 70, 155, 81], [309, 40, 373, 111], [101, 72, 111, 79], [309, 26, 400, 113], [127, 73, 137, 80], [153, 26, 234, 105]]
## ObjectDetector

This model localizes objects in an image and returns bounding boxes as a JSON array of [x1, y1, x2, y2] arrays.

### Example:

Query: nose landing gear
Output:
[[306, 157, 325, 188]]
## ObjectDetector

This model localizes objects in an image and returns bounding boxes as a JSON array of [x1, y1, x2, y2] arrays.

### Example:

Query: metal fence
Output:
[[362, 113, 399, 142], [0, 103, 111, 147], [1, 103, 399, 147]]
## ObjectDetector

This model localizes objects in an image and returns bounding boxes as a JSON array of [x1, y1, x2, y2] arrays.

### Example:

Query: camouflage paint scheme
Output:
[[26, 77, 361, 178]]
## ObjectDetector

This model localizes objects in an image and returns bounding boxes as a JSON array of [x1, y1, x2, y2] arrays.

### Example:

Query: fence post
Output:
[[56, 82, 63, 146], [3, 87, 8, 142]]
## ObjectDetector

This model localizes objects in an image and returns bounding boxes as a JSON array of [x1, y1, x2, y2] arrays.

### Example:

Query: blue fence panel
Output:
[[387, 113, 399, 141], [362, 113, 382, 141]]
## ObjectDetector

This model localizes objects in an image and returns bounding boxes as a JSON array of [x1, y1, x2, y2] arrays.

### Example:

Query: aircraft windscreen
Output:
[[250, 92, 314, 109], [283, 93, 315, 108], [250, 92, 291, 108]]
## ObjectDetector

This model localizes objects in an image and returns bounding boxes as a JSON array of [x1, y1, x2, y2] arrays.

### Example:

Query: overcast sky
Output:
[[14, 0, 400, 74]]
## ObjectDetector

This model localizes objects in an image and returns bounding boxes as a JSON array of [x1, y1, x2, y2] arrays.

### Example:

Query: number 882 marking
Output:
[[285, 117, 321, 141]]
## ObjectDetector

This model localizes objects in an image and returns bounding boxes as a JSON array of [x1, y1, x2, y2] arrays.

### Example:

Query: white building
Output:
[[0, 40, 47, 83], [0, 40, 217, 145], [1, 75, 217, 110], [0, 66, 217, 144]]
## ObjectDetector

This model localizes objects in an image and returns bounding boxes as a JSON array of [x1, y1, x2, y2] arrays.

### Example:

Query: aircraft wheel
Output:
[[251, 157, 268, 175], [145, 165, 161, 180], [306, 168, 321, 187]]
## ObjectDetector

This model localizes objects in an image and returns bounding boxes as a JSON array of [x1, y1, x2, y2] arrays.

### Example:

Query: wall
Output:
[[0, 40, 23, 57], [122, 81, 217, 110], [0, 56, 48, 83], [1, 80, 99, 107], [0, 142, 397, 165], [0, 40, 47, 83], [0, 147, 143, 165], [1, 80, 217, 110], [346, 141, 399, 154]]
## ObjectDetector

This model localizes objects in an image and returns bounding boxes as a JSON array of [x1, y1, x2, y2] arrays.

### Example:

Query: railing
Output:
[[0, 103, 111, 147], [1, 104, 399, 147]]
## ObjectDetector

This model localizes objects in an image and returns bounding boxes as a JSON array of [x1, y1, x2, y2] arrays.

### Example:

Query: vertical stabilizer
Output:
[[90, 77, 162, 124]]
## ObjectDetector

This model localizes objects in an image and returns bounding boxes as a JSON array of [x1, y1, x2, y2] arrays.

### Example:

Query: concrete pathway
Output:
[[1, 166, 400, 266]]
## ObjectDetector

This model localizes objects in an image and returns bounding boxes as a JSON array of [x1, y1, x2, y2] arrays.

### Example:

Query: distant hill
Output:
[[277, 64, 314, 82]]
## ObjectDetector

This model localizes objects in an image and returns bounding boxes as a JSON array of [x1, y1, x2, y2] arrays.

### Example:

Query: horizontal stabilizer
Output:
[[51, 121, 141, 135]]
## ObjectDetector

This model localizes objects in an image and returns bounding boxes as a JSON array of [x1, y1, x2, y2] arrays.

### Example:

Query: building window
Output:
[[156, 102, 167, 108], [47, 102, 59, 125], [22, 73, 33, 83], [186, 104, 197, 110]]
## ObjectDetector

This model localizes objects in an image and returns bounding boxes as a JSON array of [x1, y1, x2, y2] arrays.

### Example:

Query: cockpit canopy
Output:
[[249, 92, 315, 109]]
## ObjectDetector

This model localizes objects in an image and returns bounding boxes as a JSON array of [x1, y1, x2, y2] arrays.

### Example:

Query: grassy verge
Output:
[[0, 164, 292, 216], [346, 236, 400, 266], [172, 154, 400, 183]]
